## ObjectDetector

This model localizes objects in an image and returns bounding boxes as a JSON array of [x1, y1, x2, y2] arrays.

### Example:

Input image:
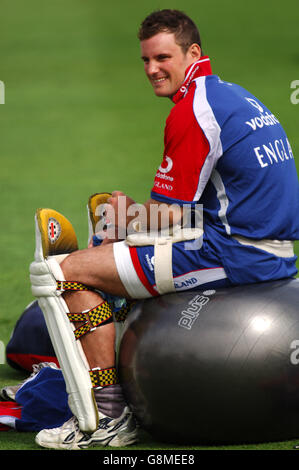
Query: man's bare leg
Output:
[[60, 243, 129, 297]]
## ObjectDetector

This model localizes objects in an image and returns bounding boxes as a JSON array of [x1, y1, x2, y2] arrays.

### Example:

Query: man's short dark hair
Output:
[[138, 9, 203, 54]]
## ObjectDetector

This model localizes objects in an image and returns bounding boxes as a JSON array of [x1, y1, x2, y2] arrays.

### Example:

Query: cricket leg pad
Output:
[[29, 208, 99, 432]]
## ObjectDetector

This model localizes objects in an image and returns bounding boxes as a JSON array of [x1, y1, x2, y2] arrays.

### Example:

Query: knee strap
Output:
[[67, 301, 113, 340]]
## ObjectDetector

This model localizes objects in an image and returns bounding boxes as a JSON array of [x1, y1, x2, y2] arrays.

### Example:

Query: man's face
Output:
[[140, 32, 198, 99]]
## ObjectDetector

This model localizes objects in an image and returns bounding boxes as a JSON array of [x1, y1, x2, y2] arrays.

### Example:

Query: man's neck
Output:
[[172, 56, 212, 103]]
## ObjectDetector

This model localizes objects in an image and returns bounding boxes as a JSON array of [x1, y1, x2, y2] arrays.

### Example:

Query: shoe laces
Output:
[[98, 416, 113, 430]]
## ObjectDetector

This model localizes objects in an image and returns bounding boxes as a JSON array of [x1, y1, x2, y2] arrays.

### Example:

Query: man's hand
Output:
[[107, 191, 136, 221], [88, 191, 184, 246], [107, 191, 137, 234], [108, 192, 184, 236]]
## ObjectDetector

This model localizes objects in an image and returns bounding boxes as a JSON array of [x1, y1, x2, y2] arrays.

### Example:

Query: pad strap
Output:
[[114, 301, 136, 322], [68, 301, 113, 340], [89, 367, 118, 389], [57, 280, 92, 292], [57, 280, 134, 336]]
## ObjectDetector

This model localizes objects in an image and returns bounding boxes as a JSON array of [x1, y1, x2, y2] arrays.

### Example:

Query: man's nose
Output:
[[146, 60, 159, 75]]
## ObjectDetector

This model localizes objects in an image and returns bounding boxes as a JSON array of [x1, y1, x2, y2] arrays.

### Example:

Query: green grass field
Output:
[[0, 0, 299, 453]]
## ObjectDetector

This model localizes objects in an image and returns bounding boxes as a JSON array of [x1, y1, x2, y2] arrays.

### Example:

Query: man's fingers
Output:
[[108, 191, 122, 205], [111, 190, 125, 198]]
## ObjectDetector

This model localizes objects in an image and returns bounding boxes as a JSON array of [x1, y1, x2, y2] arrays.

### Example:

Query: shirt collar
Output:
[[172, 56, 212, 104]]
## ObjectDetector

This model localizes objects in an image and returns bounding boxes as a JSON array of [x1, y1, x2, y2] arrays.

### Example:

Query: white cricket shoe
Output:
[[35, 406, 138, 450]]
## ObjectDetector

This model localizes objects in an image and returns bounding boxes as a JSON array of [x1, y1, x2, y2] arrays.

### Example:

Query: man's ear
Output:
[[189, 43, 201, 60]]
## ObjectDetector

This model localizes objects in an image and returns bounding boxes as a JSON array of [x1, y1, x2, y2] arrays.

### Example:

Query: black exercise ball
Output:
[[118, 279, 299, 444]]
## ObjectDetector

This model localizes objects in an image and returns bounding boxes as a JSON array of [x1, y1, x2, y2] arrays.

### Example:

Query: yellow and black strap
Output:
[[89, 367, 118, 388], [67, 301, 113, 340], [56, 280, 135, 336], [114, 301, 136, 322], [56, 280, 92, 292]]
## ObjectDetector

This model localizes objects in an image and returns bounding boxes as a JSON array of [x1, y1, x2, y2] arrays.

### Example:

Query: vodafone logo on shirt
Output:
[[154, 155, 174, 191], [158, 156, 173, 174]]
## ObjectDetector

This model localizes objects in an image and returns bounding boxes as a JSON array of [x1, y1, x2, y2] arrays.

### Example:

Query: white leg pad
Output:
[[29, 219, 98, 432]]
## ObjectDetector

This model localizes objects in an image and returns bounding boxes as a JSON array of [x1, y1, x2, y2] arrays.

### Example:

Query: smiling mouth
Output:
[[152, 77, 168, 85]]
